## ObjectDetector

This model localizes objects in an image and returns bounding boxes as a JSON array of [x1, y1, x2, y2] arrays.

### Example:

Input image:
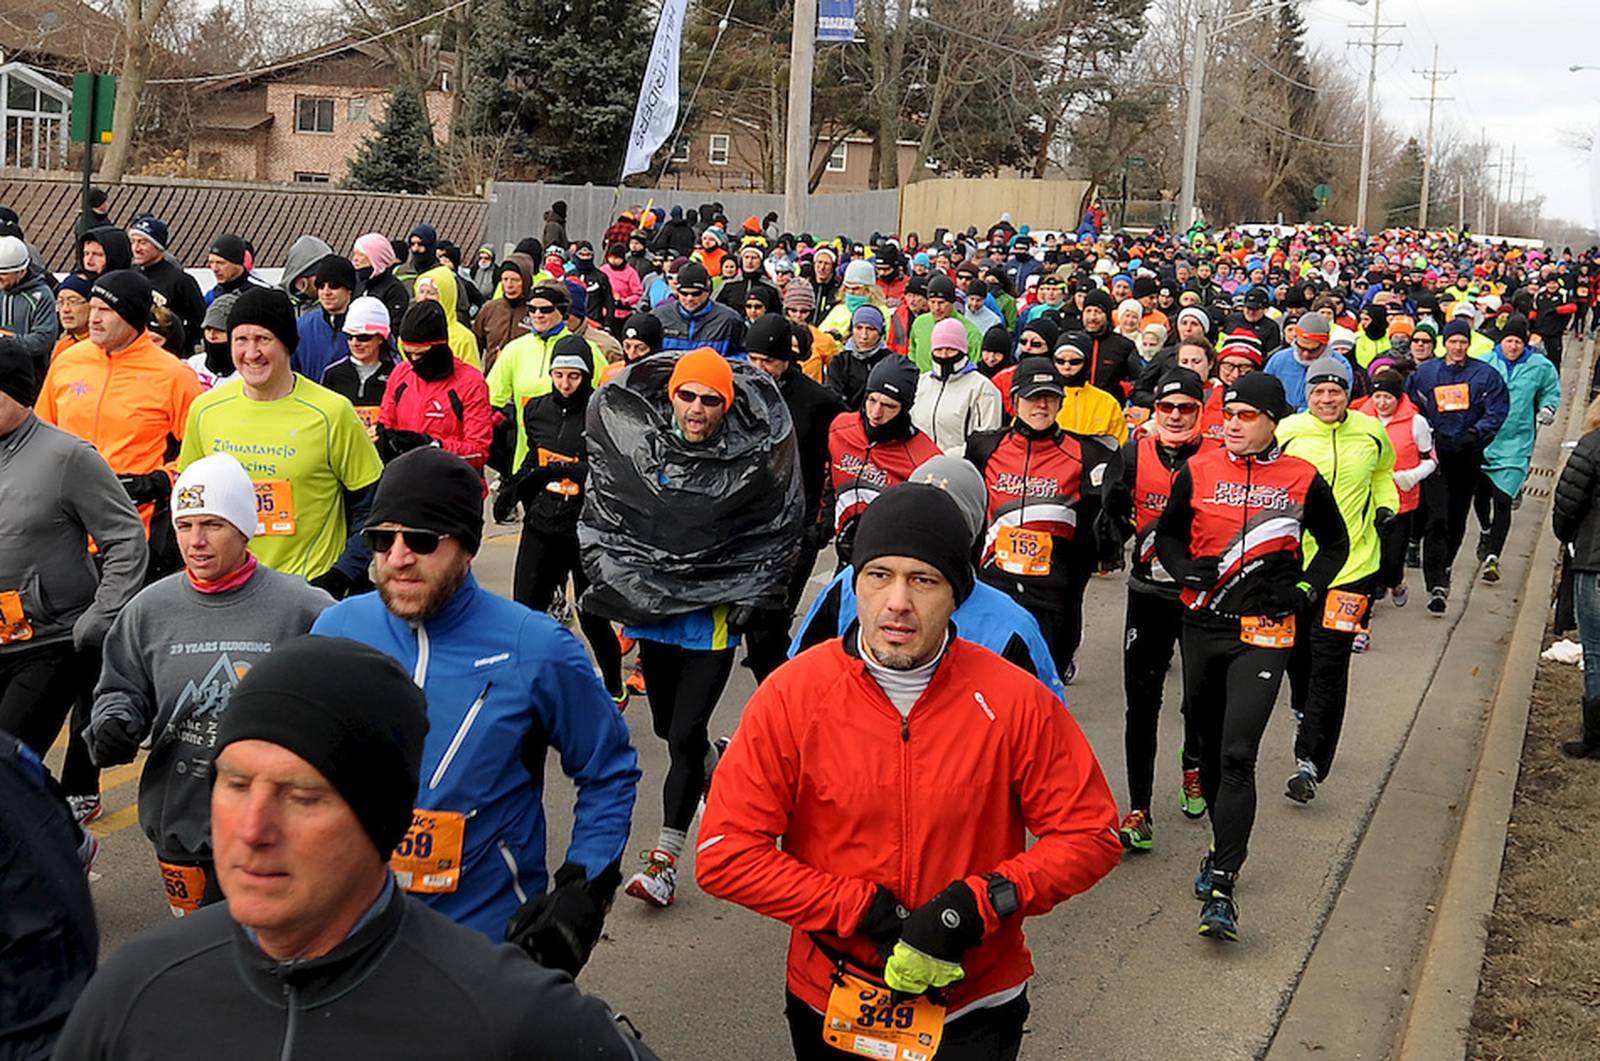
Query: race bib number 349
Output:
[[824, 974, 945, 1061]]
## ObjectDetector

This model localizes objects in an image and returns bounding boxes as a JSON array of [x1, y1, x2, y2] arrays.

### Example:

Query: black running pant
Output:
[[1376, 510, 1413, 590], [1287, 578, 1372, 782], [1123, 589, 1199, 811], [1422, 448, 1483, 593], [1182, 613, 1290, 878], [512, 523, 624, 697], [0, 641, 100, 796], [785, 990, 1029, 1061], [636, 640, 735, 832], [1472, 477, 1515, 560], [744, 540, 822, 684]]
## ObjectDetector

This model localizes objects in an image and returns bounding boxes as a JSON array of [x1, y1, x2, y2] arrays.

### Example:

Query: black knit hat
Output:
[[746, 314, 797, 360], [676, 262, 711, 293], [981, 324, 1011, 356], [399, 300, 450, 345], [367, 447, 485, 554], [209, 233, 249, 267], [227, 286, 299, 353], [1155, 367, 1206, 402], [853, 483, 975, 604], [90, 269, 153, 332], [216, 635, 429, 857], [866, 355, 919, 405], [1222, 370, 1293, 421], [621, 311, 663, 353], [313, 253, 358, 291], [0, 337, 35, 406], [926, 274, 957, 301], [1083, 288, 1115, 314]]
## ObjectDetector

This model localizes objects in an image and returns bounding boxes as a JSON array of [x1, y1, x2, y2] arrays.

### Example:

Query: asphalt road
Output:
[[70, 511, 1516, 1058]]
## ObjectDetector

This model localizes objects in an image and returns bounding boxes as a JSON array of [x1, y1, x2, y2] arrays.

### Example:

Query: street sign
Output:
[[1129, 156, 1147, 168], [69, 73, 116, 145], [1313, 182, 1331, 204]]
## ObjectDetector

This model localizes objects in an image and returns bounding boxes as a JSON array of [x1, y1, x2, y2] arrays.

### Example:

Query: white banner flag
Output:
[[621, 0, 690, 180]]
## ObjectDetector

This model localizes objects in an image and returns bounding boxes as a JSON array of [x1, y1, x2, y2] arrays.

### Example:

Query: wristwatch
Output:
[[985, 873, 1020, 919]]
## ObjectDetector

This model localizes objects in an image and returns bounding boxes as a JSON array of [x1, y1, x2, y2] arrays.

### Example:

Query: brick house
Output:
[[188, 39, 453, 185], [659, 113, 925, 194]]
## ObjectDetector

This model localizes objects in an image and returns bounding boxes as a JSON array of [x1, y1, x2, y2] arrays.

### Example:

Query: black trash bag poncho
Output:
[[578, 353, 803, 625]]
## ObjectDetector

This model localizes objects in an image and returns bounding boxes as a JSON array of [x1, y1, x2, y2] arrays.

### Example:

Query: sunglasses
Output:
[[674, 388, 725, 408], [347, 332, 383, 343], [1155, 401, 1202, 416], [528, 303, 560, 314], [1054, 355, 1086, 366], [745, 302, 767, 310], [316, 280, 347, 290], [1221, 408, 1267, 423], [1020, 339, 1049, 350], [678, 287, 708, 296], [363, 527, 447, 554]]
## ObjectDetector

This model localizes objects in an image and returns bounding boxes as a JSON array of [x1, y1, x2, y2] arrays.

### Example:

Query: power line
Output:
[[1411, 44, 1455, 228], [1208, 93, 1359, 149]]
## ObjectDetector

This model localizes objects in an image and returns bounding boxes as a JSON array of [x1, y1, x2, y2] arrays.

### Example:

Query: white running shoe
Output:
[[624, 849, 678, 908], [67, 794, 102, 825]]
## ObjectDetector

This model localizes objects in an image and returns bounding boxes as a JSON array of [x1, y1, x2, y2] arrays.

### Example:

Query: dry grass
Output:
[[1468, 632, 1600, 1060]]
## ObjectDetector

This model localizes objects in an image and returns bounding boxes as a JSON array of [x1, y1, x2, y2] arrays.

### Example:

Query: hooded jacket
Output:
[[910, 360, 1004, 457], [418, 265, 482, 369], [473, 253, 535, 367], [489, 326, 608, 469], [1481, 344, 1561, 496], [0, 268, 58, 377], [358, 266, 410, 328], [652, 210, 696, 258], [379, 353, 495, 470], [542, 206, 569, 250], [77, 225, 131, 276], [279, 235, 335, 315], [516, 375, 593, 535], [599, 260, 644, 323]]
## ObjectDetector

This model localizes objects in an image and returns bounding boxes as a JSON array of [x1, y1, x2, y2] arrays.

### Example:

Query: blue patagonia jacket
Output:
[[652, 297, 747, 357], [312, 573, 640, 941], [294, 309, 350, 384], [787, 566, 1067, 703], [1406, 354, 1510, 455]]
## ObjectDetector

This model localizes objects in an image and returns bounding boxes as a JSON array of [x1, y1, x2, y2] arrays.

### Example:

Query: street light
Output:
[[1177, 0, 1368, 231]]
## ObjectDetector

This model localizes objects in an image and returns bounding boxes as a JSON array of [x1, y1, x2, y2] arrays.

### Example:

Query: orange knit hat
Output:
[[668, 347, 735, 407]]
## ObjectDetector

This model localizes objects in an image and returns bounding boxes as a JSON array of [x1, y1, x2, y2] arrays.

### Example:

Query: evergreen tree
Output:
[[1385, 137, 1426, 227], [1272, 1, 1327, 218], [345, 84, 444, 193], [461, 0, 650, 182]]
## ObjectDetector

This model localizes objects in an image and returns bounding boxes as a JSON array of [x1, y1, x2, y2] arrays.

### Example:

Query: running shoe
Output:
[[67, 794, 102, 826], [1193, 849, 1215, 900], [1392, 582, 1409, 608], [1118, 809, 1154, 852], [1406, 542, 1421, 570], [1427, 588, 1448, 615], [624, 849, 678, 908], [617, 631, 637, 655], [1198, 890, 1240, 942], [1481, 556, 1501, 583], [1476, 535, 1491, 563], [611, 689, 630, 713], [1351, 631, 1371, 654], [625, 667, 647, 695], [78, 825, 100, 875], [1179, 749, 1206, 819], [1285, 759, 1318, 804], [550, 589, 575, 626]]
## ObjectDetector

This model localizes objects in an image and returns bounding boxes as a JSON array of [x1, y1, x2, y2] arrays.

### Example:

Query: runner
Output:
[[1475, 314, 1560, 583], [912, 317, 1005, 455], [320, 296, 396, 416], [1051, 333, 1129, 444], [1155, 371, 1348, 941], [86, 454, 331, 916], [1353, 369, 1436, 612], [374, 302, 494, 471], [0, 234, 57, 379], [652, 261, 746, 356], [698, 482, 1119, 1060], [1553, 397, 1600, 759], [312, 449, 640, 954], [489, 280, 607, 472], [291, 254, 357, 383]]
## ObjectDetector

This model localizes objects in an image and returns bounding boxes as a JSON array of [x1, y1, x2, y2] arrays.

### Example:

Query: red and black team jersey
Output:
[[1154, 443, 1349, 617], [1121, 433, 1214, 597], [827, 411, 942, 561], [967, 426, 1120, 606]]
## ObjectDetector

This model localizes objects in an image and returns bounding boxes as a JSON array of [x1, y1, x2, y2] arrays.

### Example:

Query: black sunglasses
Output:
[[674, 388, 725, 408], [363, 527, 447, 555], [528, 303, 560, 314]]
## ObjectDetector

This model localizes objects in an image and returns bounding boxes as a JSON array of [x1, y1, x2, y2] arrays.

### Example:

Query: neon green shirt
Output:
[[179, 375, 384, 578]]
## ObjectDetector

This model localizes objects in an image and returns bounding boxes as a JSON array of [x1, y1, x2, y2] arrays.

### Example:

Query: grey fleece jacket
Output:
[[280, 234, 335, 316], [0, 270, 59, 375], [91, 565, 331, 859], [0, 413, 147, 653]]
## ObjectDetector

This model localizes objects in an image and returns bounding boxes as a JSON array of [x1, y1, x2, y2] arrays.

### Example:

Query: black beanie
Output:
[[1155, 367, 1206, 402], [90, 269, 153, 332], [210, 233, 249, 267], [866, 355, 919, 406], [981, 324, 1012, 356], [1371, 370, 1404, 399], [853, 483, 975, 604], [1083, 288, 1115, 314], [926, 274, 957, 301], [1222, 370, 1293, 421], [215, 635, 429, 857], [227, 286, 299, 353], [621, 311, 663, 353], [1501, 313, 1530, 342], [746, 314, 796, 360], [313, 253, 359, 291], [0, 337, 35, 405], [1020, 316, 1059, 351], [399, 300, 450, 345], [676, 261, 711, 292], [367, 447, 485, 554]]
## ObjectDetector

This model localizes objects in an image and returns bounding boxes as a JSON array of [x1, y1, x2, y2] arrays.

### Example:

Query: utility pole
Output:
[[1348, 0, 1403, 230], [1411, 44, 1454, 229], [1476, 129, 1489, 233], [784, 0, 817, 234], [1457, 175, 1464, 231], [1177, 14, 1209, 232]]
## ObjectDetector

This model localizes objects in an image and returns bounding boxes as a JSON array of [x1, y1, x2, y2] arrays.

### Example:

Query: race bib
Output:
[[159, 860, 208, 917], [823, 974, 946, 1061], [254, 479, 297, 537], [354, 406, 381, 430], [391, 809, 467, 894], [995, 525, 1053, 577], [0, 590, 33, 645], [538, 447, 581, 495], [1433, 383, 1471, 413], [1240, 614, 1295, 649], [1321, 589, 1369, 633]]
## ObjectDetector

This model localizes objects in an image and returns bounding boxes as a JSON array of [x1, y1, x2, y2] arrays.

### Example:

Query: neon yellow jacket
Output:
[[1276, 408, 1398, 586], [1055, 383, 1128, 445]]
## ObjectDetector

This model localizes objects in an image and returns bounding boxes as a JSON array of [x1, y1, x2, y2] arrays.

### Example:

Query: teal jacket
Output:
[[1482, 345, 1560, 497]]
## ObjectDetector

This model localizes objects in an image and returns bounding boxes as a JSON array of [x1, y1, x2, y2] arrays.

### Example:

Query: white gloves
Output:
[[1538, 407, 1557, 426]]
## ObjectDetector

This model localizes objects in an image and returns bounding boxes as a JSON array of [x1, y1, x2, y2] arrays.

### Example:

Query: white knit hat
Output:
[[171, 453, 258, 540], [342, 295, 391, 337], [0, 236, 28, 272], [843, 258, 876, 286]]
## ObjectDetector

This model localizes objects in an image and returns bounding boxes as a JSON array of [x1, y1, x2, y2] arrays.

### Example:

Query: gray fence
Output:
[[484, 181, 900, 253]]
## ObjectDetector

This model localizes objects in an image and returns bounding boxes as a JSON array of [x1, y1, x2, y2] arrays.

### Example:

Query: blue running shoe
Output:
[[1198, 890, 1240, 941]]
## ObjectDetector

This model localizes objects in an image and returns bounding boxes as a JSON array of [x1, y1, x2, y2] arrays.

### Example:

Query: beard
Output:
[[375, 557, 470, 622]]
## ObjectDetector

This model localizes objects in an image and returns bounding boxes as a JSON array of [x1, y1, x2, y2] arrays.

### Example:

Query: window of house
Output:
[[348, 96, 369, 123], [294, 96, 335, 134], [708, 134, 730, 166], [827, 142, 848, 172], [294, 172, 331, 184], [671, 138, 691, 163]]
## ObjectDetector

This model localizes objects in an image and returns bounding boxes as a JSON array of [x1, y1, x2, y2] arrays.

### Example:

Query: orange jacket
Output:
[[697, 635, 1120, 1016], [36, 333, 202, 531]]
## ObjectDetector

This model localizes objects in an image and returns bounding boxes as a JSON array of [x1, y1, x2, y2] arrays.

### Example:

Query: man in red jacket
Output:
[[698, 483, 1120, 1061]]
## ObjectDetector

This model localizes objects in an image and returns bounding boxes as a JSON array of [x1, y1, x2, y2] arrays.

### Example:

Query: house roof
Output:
[[0, 0, 123, 74], [0, 174, 487, 269], [196, 112, 275, 132]]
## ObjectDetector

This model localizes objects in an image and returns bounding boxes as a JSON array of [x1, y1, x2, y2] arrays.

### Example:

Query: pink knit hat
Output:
[[931, 317, 969, 355], [353, 232, 396, 274]]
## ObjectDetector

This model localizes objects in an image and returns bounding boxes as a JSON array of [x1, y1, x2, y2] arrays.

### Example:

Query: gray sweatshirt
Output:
[[92, 565, 330, 859], [0, 413, 147, 652]]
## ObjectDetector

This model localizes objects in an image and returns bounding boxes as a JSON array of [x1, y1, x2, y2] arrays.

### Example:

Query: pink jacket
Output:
[[600, 262, 643, 318]]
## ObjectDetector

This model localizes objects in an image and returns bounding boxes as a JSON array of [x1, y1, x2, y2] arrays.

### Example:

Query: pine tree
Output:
[[1385, 138, 1426, 227], [344, 84, 444, 194]]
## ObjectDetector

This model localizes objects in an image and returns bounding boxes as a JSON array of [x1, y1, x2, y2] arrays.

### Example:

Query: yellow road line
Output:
[[89, 803, 140, 838]]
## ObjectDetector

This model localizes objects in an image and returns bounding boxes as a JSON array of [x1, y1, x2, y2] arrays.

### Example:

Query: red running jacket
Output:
[[377, 359, 495, 471], [696, 634, 1120, 1017]]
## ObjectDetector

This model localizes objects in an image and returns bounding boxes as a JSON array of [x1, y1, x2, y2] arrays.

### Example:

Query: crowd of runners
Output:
[[1, 192, 1592, 1059]]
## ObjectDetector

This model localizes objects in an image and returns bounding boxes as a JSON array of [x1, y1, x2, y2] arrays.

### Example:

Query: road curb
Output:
[[1391, 345, 1588, 1060]]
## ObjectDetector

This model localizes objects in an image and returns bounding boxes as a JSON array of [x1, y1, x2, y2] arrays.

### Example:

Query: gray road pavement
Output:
[[72, 499, 1527, 1058]]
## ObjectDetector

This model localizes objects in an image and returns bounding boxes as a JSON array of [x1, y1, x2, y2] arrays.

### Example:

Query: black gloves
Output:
[[506, 862, 619, 976], [376, 426, 437, 462], [854, 885, 909, 955], [85, 709, 143, 767], [1374, 507, 1396, 534], [117, 471, 170, 504], [1179, 554, 1223, 589], [1093, 515, 1126, 572], [492, 481, 521, 524], [309, 568, 354, 600], [1262, 581, 1315, 620], [898, 880, 985, 965], [1455, 428, 1482, 454]]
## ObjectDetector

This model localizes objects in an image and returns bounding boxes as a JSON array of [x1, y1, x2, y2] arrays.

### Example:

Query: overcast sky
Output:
[[1299, 0, 1600, 231]]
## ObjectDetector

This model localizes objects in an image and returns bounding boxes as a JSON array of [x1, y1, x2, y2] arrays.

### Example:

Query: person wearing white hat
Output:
[[321, 296, 396, 419], [0, 233, 58, 384], [85, 452, 333, 916]]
